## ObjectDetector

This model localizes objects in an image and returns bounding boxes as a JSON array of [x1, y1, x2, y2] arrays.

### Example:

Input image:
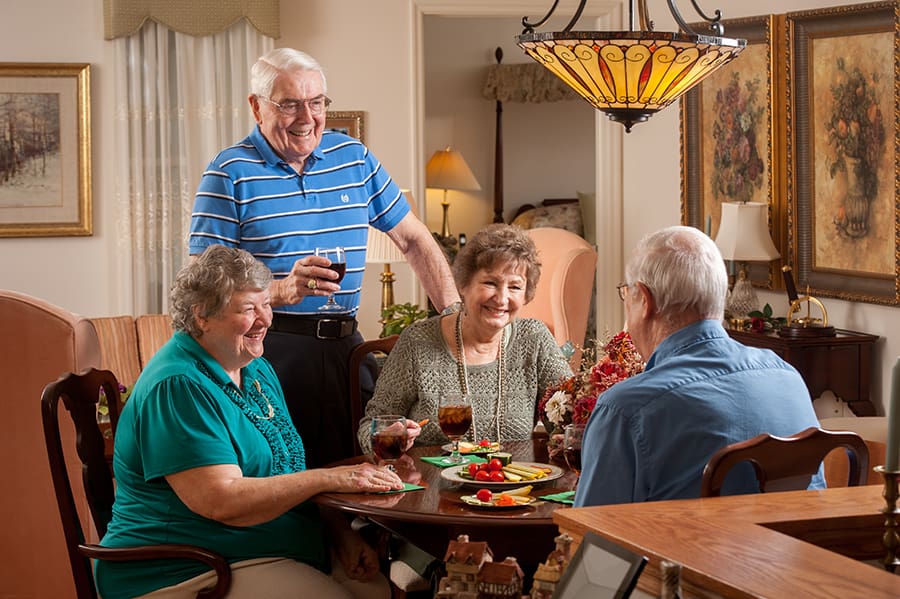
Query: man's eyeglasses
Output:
[[258, 95, 332, 117], [616, 283, 629, 301]]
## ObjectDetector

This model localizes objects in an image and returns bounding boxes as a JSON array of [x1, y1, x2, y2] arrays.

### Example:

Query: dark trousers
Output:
[[264, 329, 377, 468]]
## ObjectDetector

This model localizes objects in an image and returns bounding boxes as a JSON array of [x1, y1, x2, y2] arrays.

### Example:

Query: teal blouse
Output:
[[96, 331, 323, 599]]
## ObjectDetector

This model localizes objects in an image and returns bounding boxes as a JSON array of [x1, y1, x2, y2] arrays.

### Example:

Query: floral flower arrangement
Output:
[[825, 57, 885, 202], [711, 72, 766, 204], [538, 331, 645, 440]]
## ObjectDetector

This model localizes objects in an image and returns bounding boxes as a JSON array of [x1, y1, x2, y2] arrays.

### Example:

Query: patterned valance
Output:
[[482, 62, 580, 103], [103, 0, 280, 40]]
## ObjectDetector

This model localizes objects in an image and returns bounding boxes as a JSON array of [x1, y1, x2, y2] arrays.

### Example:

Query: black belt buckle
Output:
[[315, 318, 351, 339]]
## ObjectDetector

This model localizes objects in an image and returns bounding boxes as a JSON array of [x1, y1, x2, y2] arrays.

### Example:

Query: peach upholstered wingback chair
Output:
[[517, 227, 597, 368], [0, 289, 101, 598]]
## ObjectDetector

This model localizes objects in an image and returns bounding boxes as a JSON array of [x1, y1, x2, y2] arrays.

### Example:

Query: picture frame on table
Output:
[[0, 63, 91, 237], [552, 531, 648, 599], [785, 1, 899, 306], [325, 110, 366, 144], [681, 15, 784, 291]]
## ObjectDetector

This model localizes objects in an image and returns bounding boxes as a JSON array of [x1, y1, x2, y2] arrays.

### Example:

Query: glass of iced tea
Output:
[[370, 415, 408, 469], [564, 423, 585, 489], [438, 393, 472, 464]]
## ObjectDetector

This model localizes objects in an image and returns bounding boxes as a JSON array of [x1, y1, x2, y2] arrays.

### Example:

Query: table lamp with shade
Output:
[[366, 190, 416, 320], [425, 147, 481, 238], [714, 201, 780, 318]]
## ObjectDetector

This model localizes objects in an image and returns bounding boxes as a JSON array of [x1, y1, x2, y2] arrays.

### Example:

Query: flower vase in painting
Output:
[[825, 58, 885, 239], [711, 72, 766, 205]]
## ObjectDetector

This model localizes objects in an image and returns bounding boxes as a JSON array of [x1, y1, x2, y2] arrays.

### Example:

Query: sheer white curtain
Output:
[[112, 20, 273, 313]]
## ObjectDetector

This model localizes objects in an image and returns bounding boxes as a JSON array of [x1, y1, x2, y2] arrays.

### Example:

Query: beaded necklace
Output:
[[454, 312, 506, 442], [196, 361, 305, 474]]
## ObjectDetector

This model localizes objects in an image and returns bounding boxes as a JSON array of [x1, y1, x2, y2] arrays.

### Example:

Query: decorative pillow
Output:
[[531, 202, 584, 237], [510, 207, 536, 230]]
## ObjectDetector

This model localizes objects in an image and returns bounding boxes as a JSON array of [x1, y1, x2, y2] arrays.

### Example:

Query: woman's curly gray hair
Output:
[[452, 223, 541, 303], [170, 245, 272, 338]]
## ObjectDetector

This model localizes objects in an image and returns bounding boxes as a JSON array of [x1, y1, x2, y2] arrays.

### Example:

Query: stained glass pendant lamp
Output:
[[516, 0, 746, 132]]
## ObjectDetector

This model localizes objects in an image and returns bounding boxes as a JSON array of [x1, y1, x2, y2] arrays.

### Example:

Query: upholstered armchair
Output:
[[517, 227, 597, 368], [0, 289, 101, 598]]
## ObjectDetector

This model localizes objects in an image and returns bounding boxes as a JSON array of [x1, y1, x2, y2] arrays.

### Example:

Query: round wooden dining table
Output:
[[313, 438, 577, 568]]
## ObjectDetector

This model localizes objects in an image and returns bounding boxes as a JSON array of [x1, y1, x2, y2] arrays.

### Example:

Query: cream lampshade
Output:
[[714, 201, 780, 318], [366, 191, 413, 318], [425, 147, 481, 238]]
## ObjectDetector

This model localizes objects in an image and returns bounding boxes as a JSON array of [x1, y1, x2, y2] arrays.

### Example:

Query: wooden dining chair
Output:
[[700, 426, 869, 498], [41, 368, 231, 599], [349, 335, 400, 456]]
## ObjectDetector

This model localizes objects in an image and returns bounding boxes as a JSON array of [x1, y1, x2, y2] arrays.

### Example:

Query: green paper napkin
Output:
[[419, 455, 487, 468], [541, 490, 576, 505], [376, 482, 425, 494]]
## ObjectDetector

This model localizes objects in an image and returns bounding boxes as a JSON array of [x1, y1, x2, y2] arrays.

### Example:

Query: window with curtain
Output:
[[111, 19, 273, 313]]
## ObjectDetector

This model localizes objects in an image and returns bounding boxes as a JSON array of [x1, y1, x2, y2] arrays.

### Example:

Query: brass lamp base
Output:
[[379, 264, 396, 320]]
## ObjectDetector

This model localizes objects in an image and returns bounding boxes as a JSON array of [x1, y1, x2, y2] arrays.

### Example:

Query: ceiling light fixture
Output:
[[516, 0, 747, 132]]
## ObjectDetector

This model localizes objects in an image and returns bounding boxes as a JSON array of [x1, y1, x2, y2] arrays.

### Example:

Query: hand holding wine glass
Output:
[[370, 415, 408, 469], [564, 423, 585, 490], [314, 247, 346, 311], [438, 393, 472, 464]]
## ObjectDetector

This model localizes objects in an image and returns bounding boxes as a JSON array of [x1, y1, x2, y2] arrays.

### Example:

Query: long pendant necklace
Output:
[[455, 312, 505, 442], [195, 361, 306, 473]]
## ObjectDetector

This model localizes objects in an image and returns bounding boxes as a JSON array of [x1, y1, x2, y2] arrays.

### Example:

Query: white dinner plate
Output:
[[439, 462, 565, 488]]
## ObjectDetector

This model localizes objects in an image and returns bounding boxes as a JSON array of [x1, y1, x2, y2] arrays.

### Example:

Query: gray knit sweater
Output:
[[357, 315, 572, 453]]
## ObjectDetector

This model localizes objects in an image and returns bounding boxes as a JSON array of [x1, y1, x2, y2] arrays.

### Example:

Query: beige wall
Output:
[[1, 0, 897, 415]]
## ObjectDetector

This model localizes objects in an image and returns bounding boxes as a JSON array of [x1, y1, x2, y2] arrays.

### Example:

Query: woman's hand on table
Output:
[[330, 462, 403, 493]]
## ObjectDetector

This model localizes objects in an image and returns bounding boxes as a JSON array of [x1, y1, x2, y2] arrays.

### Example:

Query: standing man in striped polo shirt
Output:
[[189, 48, 458, 468]]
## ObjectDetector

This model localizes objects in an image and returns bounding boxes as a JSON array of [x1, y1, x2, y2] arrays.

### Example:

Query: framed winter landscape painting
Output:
[[0, 63, 92, 237]]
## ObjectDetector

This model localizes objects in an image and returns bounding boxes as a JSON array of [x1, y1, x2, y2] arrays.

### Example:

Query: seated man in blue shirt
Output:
[[575, 225, 823, 507]]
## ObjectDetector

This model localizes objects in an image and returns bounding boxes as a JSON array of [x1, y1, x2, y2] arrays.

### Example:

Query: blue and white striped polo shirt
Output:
[[189, 125, 409, 316]]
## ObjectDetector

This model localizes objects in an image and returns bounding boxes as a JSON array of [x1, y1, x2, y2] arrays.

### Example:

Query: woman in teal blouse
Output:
[[97, 245, 401, 599]]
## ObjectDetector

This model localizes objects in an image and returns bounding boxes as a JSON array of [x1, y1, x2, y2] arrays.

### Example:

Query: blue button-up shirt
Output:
[[575, 320, 824, 506]]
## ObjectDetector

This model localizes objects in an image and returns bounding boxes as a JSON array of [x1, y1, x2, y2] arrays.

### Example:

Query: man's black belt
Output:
[[270, 314, 358, 339]]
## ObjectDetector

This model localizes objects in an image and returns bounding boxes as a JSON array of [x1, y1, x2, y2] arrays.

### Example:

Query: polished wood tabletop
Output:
[[555, 484, 900, 598], [314, 439, 577, 563]]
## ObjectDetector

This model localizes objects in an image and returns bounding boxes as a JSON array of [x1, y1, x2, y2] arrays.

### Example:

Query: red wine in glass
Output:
[[315, 247, 345, 311], [328, 262, 347, 283], [563, 446, 582, 475]]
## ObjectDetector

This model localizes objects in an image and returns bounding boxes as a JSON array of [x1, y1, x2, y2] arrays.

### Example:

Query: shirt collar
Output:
[[645, 320, 727, 370], [250, 124, 324, 168], [172, 330, 260, 390]]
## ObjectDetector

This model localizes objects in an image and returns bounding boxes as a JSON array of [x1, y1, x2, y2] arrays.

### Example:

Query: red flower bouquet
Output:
[[538, 331, 644, 458]]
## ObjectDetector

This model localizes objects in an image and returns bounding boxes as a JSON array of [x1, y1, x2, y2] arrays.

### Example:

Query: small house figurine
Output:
[[436, 534, 493, 599], [529, 533, 574, 598], [478, 557, 524, 599]]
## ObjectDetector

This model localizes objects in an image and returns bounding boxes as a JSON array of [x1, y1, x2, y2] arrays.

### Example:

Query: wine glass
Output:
[[314, 247, 346, 311], [564, 423, 585, 490], [438, 393, 472, 464], [370, 415, 408, 470]]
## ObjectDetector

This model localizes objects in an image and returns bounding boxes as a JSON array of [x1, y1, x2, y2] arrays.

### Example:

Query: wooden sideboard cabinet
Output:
[[727, 328, 878, 416]]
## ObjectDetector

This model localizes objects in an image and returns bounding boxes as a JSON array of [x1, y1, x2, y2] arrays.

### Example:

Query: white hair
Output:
[[250, 48, 327, 98]]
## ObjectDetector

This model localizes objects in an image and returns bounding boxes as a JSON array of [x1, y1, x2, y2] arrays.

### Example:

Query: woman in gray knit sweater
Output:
[[358, 223, 572, 454]]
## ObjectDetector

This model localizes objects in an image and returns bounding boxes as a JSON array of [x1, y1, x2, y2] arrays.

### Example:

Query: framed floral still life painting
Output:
[[681, 15, 784, 290], [786, 1, 899, 306], [325, 111, 366, 144], [0, 63, 91, 237]]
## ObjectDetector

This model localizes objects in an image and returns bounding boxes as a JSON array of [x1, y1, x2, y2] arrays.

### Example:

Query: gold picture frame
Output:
[[681, 15, 784, 290], [786, 1, 899, 306], [0, 63, 91, 237], [325, 110, 366, 144]]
